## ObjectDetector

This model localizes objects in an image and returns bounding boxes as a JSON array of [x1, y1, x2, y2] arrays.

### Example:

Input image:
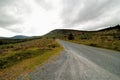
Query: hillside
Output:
[[45, 25, 120, 51], [45, 25, 120, 39]]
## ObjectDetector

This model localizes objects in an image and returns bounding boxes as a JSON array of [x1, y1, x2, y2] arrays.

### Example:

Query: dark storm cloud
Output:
[[0, 0, 31, 27], [61, 0, 120, 29]]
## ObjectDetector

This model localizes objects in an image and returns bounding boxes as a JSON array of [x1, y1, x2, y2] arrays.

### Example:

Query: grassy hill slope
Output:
[[45, 25, 120, 51]]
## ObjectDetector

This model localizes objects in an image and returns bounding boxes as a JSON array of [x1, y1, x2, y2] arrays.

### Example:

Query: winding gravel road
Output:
[[18, 39, 120, 80]]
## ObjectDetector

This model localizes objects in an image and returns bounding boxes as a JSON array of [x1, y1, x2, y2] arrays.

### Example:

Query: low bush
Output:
[[89, 43, 98, 47]]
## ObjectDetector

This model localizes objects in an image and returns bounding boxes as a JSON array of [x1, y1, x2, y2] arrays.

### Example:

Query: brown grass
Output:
[[0, 38, 63, 80]]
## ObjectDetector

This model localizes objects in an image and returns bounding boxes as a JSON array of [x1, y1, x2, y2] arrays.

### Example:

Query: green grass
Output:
[[0, 38, 61, 69], [0, 48, 47, 69], [0, 38, 63, 80], [69, 38, 120, 51], [0, 47, 63, 80]]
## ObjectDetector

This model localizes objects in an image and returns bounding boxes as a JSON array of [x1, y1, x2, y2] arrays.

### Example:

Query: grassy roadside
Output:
[[0, 39, 63, 80], [0, 46, 63, 80], [0, 39, 59, 69], [67, 39, 120, 52]]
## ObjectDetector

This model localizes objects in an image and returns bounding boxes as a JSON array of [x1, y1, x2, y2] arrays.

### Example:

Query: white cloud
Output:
[[0, 0, 31, 27], [0, 27, 16, 37], [61, 0, 120, 29], [21, 0, 62, 36], [0, 0, 120, 37]]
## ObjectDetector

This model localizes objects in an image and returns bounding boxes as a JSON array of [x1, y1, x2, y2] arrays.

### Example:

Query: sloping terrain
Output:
[[45, 25, 120, 51]]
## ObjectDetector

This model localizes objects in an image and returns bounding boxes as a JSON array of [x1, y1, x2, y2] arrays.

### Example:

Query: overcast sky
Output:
[[0, 0, 120, 37]]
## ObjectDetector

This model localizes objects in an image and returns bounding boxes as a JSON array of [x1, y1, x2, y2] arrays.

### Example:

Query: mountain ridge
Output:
[[44, 24, 120, 38]]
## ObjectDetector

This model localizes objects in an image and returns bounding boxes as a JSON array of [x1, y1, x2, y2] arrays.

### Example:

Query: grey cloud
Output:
[[6, 26, 24, 33], [0, 0, 31, 28], [35, 0, 53, 10], [61, 0, 120, 29], [0, 11, 20, 27]]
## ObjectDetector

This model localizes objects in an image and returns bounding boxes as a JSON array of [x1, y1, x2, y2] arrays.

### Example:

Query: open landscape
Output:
[[0, 0, 120, 80], [0, 25, 120, 80]]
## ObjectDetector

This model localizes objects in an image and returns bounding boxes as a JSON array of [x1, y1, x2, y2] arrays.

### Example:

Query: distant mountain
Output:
[[11, 35, 30, 39], [0, 35, 42, 45]]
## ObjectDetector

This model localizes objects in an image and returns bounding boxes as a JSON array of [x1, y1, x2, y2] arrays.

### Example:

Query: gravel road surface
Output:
[[17, 39, 120, 80]]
